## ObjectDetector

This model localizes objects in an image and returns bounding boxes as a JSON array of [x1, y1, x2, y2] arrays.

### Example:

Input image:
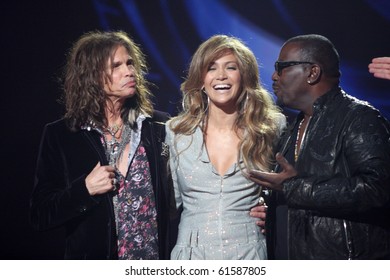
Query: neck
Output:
[[302, 113, 312, 120], [105, 102, 123, 125], [207, 108, 237, 131]]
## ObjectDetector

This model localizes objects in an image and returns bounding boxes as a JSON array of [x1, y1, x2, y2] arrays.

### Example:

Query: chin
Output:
[[276, 97, 285, 107], [125, 90, 137, 97]]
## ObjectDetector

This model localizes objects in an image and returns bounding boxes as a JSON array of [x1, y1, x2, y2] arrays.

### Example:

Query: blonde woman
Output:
[[166, 35, 285, 259]]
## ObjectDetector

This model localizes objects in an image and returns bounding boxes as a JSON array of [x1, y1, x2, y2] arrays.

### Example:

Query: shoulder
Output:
[[142, 111, 171, 142], [323, 89, 381, 121], [165, 117, 177, 128], [38, 119, 81, 149], [342, 92, 383, 120], [149, 110, 170, 123], [45, 118, 65, 127], [165, 118, 175, 143], [274, 112, 287, 136], [165, 117, 184, 138], [337, 92, 390, 132], [143, 110, 170, 131], [43, 118, 70, 134]]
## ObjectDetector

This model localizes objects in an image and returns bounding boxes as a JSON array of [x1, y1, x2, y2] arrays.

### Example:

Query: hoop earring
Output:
[[241, 93, 249, 113], [181, 97, 186, 111], [201, 86, 209, 113]]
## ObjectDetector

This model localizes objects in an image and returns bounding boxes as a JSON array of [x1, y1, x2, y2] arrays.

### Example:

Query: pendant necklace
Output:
[[104, 122, 131, 168], [106, 122, 123, 136]]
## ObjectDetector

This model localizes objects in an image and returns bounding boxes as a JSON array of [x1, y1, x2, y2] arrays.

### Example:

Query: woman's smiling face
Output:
[[203, 52, 242, 111]]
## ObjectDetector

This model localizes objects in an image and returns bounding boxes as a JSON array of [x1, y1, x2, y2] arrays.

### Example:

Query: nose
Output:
[[271, 70, 278, 81], [124, 64, 135, 76], [216, 68, 227, 80]]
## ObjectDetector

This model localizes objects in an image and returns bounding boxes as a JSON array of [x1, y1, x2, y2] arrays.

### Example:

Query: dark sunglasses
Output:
[[274, 61, 315, 75]]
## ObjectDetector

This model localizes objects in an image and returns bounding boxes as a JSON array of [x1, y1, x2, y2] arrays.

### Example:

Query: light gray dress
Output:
[[166, 122, 267, 260]]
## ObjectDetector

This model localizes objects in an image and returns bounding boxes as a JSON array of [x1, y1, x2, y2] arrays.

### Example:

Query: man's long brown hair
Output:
[[62, 30, 153, 131]]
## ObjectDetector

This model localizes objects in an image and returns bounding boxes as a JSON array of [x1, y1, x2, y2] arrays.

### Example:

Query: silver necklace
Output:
[[294, 117, 311, 162], [103, 123, 131, 168], [106, 123, 123, 136]]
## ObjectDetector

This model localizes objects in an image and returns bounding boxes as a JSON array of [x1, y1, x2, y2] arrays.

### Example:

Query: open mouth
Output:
[[272, 83, 278, 93], [213, 84, 232, 90]]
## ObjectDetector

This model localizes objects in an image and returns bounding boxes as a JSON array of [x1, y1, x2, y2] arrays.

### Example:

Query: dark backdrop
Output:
[[1, 0, 389, 259]]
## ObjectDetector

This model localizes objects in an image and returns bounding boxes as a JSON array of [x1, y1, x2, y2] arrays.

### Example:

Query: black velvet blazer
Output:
[[30, 111, 173, 259]]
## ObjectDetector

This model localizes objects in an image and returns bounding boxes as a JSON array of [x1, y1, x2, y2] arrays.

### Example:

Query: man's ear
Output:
[[307, 64, 322, 84]]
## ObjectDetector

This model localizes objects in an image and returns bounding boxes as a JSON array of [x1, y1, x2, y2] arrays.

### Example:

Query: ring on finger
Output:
[[112, 178, 118, 191], [258, 196, 265, 206]]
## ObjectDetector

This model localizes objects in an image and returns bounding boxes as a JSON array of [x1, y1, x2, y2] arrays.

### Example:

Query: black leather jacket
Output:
[[267, 87, 390, 259]]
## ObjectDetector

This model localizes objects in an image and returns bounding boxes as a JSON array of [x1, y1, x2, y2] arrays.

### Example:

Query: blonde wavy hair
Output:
[[169, 34, 284, 171]]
